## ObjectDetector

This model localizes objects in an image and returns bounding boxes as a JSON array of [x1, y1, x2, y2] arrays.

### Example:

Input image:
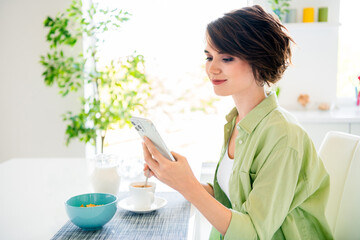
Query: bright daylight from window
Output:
[[91, 0, 359, 174], [337, 0, 360, 98], [92, 0, 248, 173]]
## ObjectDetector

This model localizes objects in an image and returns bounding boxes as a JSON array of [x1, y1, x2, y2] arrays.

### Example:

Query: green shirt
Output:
[[209, 92, 333, 240]]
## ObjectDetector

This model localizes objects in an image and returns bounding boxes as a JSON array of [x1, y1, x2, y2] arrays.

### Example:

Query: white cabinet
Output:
[[349, 123, 360, 137], [301, 123, 360, 150], [301, 123, 349, 150], [291, 107, 360, 150]]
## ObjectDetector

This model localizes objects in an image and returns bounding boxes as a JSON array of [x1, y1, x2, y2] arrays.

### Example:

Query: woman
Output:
[[142, 5, 333, 240]]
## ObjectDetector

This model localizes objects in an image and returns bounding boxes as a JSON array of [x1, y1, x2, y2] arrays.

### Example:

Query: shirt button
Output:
[[238, 139, 243, 144]]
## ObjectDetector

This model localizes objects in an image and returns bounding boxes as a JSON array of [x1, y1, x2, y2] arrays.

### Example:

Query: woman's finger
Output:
[[143, 164, 152, 177], [143, 137, 168, 163], [142, 142, 159, 172], [143, 168, 155, 178], [170, 151, 183, 161], [143, 163, 150, 171]]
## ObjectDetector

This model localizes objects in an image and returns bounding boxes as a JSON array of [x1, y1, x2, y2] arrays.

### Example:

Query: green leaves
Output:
[[267, 0, 292, 21], [276, 86, 281, 96], [44, 15, 78, 49], [95, 53, 150, 130], [40, 0, 150, 151], [62, 107, 97, 146], [40, 50, 84, 96]]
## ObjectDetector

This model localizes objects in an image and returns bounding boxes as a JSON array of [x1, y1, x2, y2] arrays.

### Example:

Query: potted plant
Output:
[[39, 0, 150, 155], [267, 0, 291, 21]]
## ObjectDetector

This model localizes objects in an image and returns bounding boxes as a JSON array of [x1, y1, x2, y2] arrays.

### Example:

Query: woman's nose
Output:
[[208, 61, 221, 75]]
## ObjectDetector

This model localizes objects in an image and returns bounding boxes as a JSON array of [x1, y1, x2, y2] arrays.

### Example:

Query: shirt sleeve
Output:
[[225, 146, 302, 240]]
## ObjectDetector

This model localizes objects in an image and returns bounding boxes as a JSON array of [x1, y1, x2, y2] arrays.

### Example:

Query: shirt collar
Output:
[[225, 91, 279, 134]]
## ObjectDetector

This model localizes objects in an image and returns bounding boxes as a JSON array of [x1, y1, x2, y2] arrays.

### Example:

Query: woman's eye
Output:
[[223, 57, 234, 62], [205, 56, 213, 61]]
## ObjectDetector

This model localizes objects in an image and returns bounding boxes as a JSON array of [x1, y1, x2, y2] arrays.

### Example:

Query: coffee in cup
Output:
[[129, 181, 156, 209], [133, 185, 152, 188]]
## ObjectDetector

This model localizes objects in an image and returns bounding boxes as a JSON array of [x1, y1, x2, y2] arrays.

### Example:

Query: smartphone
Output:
[[130, 116, 176, 161]]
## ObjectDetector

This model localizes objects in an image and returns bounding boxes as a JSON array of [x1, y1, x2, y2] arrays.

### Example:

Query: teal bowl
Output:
[[65, 193, 118, 230]]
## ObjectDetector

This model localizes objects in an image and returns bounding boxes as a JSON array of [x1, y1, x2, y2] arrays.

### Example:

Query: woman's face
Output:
[[205, 42, 259, 97]]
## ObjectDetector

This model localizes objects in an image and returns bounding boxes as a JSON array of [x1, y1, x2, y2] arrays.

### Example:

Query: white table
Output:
[[0, 158, 205, 240]]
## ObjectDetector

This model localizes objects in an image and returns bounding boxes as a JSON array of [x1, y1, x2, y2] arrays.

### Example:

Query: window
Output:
[[337, 0, 360, 98], [90, 0, 356, 171], [93, 0, 247, 168]]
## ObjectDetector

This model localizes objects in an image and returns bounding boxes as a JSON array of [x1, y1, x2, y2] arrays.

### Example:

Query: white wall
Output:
[[0, 0, 85, 162], [278, 24, 339, 109], [252, 0, 340, 110]]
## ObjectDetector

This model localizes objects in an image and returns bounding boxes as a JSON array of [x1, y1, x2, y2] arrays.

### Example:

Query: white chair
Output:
[[319, 131, 360, 239]]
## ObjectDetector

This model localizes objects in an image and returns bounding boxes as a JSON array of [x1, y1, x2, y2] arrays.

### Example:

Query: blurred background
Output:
[[0, 0, 359, 167]]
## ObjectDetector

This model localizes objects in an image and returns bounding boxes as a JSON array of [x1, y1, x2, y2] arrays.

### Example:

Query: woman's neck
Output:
[[232, 88, 266, 122]]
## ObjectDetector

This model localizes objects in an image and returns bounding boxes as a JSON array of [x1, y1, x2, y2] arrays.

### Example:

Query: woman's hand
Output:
[[143, 164, 155, 178], [143, 136, 231, 236], [142, 136, 198, 194]]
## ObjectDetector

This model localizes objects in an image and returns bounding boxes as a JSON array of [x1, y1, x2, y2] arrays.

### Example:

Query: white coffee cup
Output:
[[129, 181, 156, 210]]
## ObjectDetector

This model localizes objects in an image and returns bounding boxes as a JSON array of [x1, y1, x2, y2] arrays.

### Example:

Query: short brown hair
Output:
[[206, 5, 294, 86]]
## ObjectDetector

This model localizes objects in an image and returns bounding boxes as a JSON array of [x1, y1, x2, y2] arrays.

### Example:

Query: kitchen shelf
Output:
[[284, 22, 340, 29]]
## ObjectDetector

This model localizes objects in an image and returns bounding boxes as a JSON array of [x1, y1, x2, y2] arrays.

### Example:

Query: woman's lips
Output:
[[212, 79, 227, 85]]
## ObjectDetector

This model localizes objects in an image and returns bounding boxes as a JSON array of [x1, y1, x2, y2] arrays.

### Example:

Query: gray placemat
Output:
[[52, 192, 191, 240]]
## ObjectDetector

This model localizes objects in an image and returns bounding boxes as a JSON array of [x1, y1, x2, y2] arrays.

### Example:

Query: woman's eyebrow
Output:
[[204, 49, 227, 55]]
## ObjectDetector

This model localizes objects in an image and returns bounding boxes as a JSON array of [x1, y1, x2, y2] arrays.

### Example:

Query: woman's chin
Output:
[[213, 89, 230, 97]]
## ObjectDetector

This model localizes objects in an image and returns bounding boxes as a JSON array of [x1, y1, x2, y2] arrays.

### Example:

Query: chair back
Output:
[[319, 131, 360, 239]]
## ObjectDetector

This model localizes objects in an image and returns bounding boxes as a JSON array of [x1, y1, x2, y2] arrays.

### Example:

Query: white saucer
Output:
[[118, 196, 168, 213]]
